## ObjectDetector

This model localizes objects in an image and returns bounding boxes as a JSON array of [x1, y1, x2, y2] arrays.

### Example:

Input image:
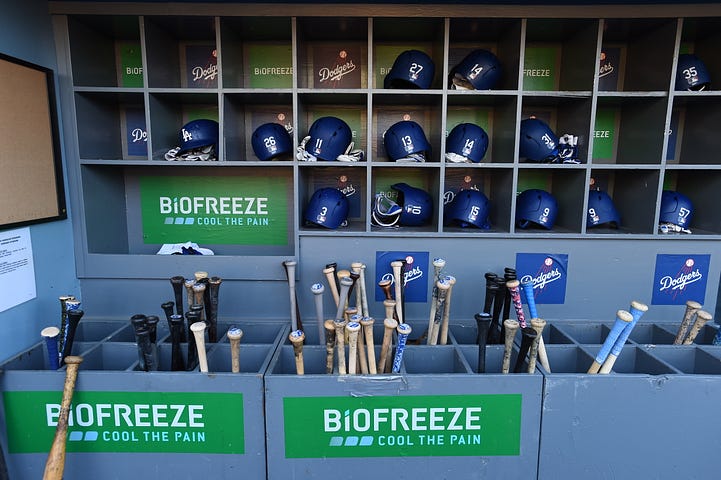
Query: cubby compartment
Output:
[[223, 92, 293, 161], [441, 166, 514, 233], [215, 321, 286, 344], [67, 15, 142, 88], [448, 18, 522, 91], [370, 166, 440, 233], [523, 18, 599, 92], [144, 15, 218, 89], [70, 320, 131, 342], [269, 344, 328, 374], [624, 322, 677, 344], [299, 164, 368, 232], [445, 94, 518, 163], [75, 92, 147, 160], [76, 342, 140, 371], [400, 345, 472, 374], [371, 93, 443, 162], [0, 343, 50, 371], [514, 167, 587, 233], [553, 322, 614, 344], [371, 17, 445, 90], [662, 169, 721, 235], [536, 344, 597, 373], [647, 345, 721, 374], [678, 17, 721, 92], [592, 96, 668, 164], [296, 17, 369, 90], [219, 16, 293, 89], [206, 343, 274, 373], [296, 91, 368, 161], [599, 18, 678, 92], [584, 344, 678, 374], [456, 344, 511, 374], [147, 92, 219, 160], [587, 168, 661, 234], [668, 95, 721, 165], [520, 95, 592, 164]]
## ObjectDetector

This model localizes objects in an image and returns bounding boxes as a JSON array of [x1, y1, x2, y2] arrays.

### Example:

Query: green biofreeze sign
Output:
[[283, 394, 521, 458], [140, 175, 289, 245], [3, 391, 244, 454]]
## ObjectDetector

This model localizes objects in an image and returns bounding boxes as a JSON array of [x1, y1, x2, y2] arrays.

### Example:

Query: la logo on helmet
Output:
[[182, 128, 193, 142]]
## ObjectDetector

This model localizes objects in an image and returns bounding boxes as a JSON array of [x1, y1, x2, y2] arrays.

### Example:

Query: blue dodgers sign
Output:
[[651, 254, 710, 305], [374, 251, 429, 303], [515, 253, 569, 304]]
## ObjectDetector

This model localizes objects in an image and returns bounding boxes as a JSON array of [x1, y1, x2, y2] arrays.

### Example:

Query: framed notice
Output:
[[0, 53, 66, 229]]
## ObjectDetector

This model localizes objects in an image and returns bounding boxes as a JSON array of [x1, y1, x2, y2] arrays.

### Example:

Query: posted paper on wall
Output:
[[0, 227, 36, 312]]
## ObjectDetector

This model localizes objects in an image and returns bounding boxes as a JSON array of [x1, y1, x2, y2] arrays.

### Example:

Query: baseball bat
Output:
[[60, 305, 83, 365], [514, 326, 538, 373], [527, 318, 546, 373], [351, 263, 364, 312], [502, 319, 520, 374], [383, 299, 396, 322], [713, 323, 721, 346], [324, 319, 337, 374], [289, 329, 305, 375], [359, 264, 370, 318], [439, 275, 457, 345], [56, 295, 75, 364], [334, 318, 348, 375], [391, 323, 412, 373], [145, 315, 159, 344], [520, 280, 550, 371], [192, 282, 207, 323], [361, 316, 377, 374], [185, 310, 200, 371], [427, 258, 447, 341], [587, 309, 633, 374], [42, 355, 82, 480], [168, 314, 186, 372], [674, 300, 703, 344], [184, 278, 196, 318], [283, 260, 299, 332], [135, 328, 156, 372], [194, 270, 208, 282], [475, 313, 492, 373], [323, 265, 340, 308], [41, 326, 61, 370], [199, 277, 212, 332], [489, 281, 504, 344], [683, 310, 713, 345], [391, 260, 405, 324], [350, 313, 369, 374], [378, 317, 399, 374], [227, 326, 243, 373], [483, 272, 498, 314], [346, 321, 361, 374], [599, 302, 648, 374], [161, 301, 175, 327], [505, 279, 527, 328], [207, 276, 222, 343], [191, 321, 208, 373], [311, 283, 325, 345], [502, 270, 516, 322], [429, 279, 451, 345], [170, 276, 186, 317]]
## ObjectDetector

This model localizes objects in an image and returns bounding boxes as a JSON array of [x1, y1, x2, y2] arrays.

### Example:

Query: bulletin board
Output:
[[0, 53, 66, 229]]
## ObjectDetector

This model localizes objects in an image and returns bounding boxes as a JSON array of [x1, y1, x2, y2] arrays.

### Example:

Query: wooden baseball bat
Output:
[[192, 282, 207, 323], [587, 309, 633, 374], [361, 316, 377, 374], [283, 260, 299, 331], [521, 280, 550, 372], [60, 301, 83, 365], [527, 318, 546, 373], [391, 260, 404, 324], [323, 265, 340, 308], [184, 279, 196, 322], [351, 262, 364, 315], [350, 313, 369, 374], [514, 326, 537, 373], [324, 319, 337, 374], [42, 355, 82, 480], [359, 264, 370, 319], [427, 258, 447, 342], [439, 275, 457, 345], [334, 318, 348, 375], [227, 326, 243, 373], [683, 310, 713, 345], [429, 279, 451, 345], [599, 303, 648, 374], [391, 323, 412, 373], [346, 321, 361, 374], [289, 329, 305, 375], [311, 283, 325, 345], [378, 317, 398, 374], [502, 319, 519, 374], [191, 321, 208, 373], [474, 313, 492, 373], [56, 295, 75, 365], [674, 300, 702, 344]]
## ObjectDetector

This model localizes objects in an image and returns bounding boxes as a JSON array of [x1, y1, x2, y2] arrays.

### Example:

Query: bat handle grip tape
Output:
[[520, 281, 538, 319], [391, 324, 412, 373]]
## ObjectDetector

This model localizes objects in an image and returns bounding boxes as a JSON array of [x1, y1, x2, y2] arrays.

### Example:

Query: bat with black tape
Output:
[[42, 355, 82, 480], [227, 326, 243, 373], [489, 281, 504, 344], [599, 302, 648, 374], [170, 276, 186, 317], [56, 295, 75, 363], [169, 314, 186, 371], [514, 326, 537, 373], [474, 313, 492, 373], [60, 304, 83, 365], [683, 310, 713, 345], [191, 321, 209, 373], [674, 300, 702, 345], [289, 329, 306, 375], [502, 319, 519, 374], [283, 260, 300, 332], [207, 276, 222, 343], [391, 323, 412, 373], [483, 272, 497, 314]]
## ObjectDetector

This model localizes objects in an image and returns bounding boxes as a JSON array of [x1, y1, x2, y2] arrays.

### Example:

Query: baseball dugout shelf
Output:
[[3, 1, 721, 479]]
